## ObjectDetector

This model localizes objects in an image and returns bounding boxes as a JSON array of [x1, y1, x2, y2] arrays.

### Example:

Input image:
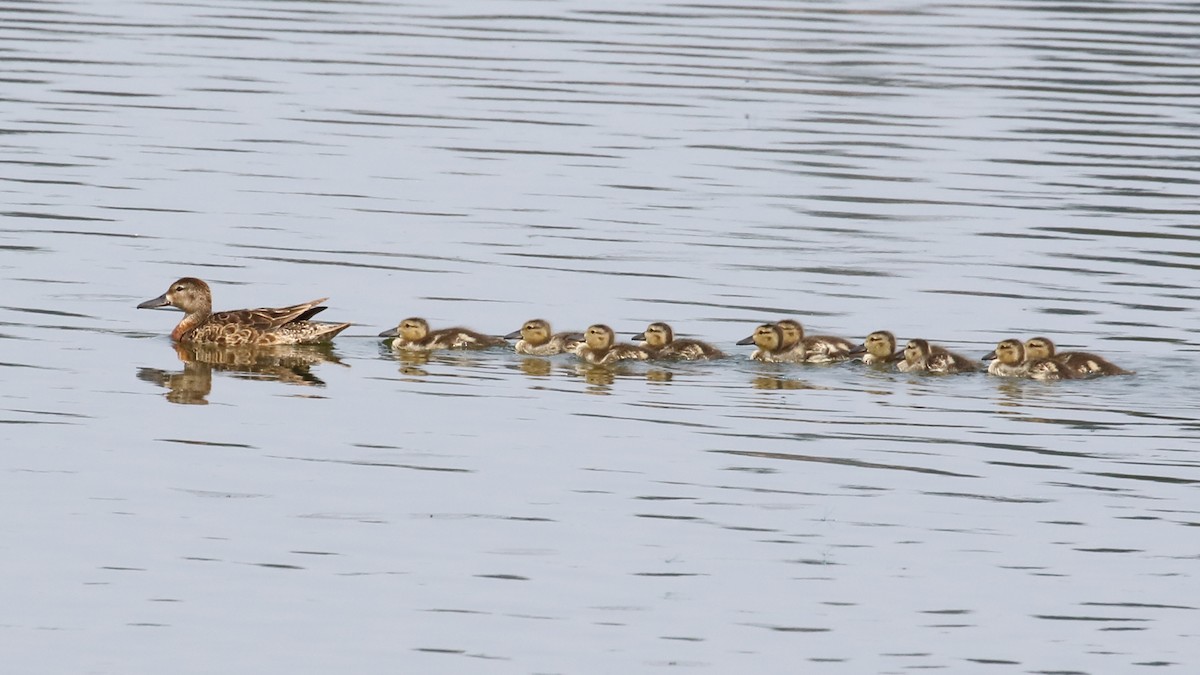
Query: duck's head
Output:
[[737, 323, 783, 351], [904, 338, 931, 363], [138, 277, 212, 315], [1024, 336, 1056, 360], [634, 322, 674, 348], [982, 338, 1024, 365], [776, 320, 804, 349], [506, 319, 550, 345], [851, 330, 896, 358], [584, 324, 615, 350], [379, 317, 429, 341]]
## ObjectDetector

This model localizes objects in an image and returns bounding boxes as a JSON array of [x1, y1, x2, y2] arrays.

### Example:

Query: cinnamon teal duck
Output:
[[632, 322, 724, 360], [137, 277, 349, 345]]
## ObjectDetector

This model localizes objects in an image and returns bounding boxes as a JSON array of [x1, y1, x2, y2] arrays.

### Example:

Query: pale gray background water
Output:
[[2, 1, 1197, 673]]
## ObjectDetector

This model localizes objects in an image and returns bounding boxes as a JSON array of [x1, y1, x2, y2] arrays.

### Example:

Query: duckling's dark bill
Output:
[[735, 335, 755, 345], [378, 327, 400, 337], [503, 329, 523, 339], [631, 333, 646, 342], [847, 343, 866, 355]]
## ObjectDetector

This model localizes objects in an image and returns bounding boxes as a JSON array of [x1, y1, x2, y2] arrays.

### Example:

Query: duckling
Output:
[[576, 324, 649, 365], [848, 330, 902, 365], [379, 317, 506, 352], [632, 322, 724, 360], [982, 339, 1030, 377], [504, 319, 583, 356], [900, 339, 977, 374], [1026, 358, 1079, 381], [736, 324, 805, 363], [1024, 336, 1131, 377], [776, 319, 854, 363]]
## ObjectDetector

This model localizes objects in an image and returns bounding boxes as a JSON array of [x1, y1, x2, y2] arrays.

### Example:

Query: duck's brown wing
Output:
[[211, 298, 329, 330]]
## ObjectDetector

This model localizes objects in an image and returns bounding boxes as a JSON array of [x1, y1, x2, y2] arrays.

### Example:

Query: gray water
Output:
[[2, 1, 1198, 673]]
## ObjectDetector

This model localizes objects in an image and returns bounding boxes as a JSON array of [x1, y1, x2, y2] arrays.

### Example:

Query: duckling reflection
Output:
[[137, 342, 344, 405], [574, 363, 618, 390], [632, 322, 723, 360], [516, 356, 554, 377], [776, 319, 854, 363], [380, 317, 505, 352], [1024, 336, 1131, 377], [504, 319, 583, 356], [899, 339, 977, 374], [576, 324, 648, 364], [751, 375, 817, 390], [849, 330, 901, 366]]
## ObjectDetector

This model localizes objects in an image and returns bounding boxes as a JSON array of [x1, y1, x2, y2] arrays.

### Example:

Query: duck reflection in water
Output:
[[137, 342, 345, 405]]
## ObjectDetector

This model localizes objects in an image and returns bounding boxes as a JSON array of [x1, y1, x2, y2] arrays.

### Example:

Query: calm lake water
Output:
[[2, 1, 1198, 673]]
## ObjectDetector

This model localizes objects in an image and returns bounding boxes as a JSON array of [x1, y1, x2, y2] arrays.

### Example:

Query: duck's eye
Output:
[[173, 286, 184, 292]]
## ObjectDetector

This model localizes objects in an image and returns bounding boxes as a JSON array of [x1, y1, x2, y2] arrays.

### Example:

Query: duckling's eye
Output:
[[173, 285, 184, 292]]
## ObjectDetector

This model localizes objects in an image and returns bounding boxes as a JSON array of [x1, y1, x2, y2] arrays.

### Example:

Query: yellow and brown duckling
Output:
[[504, 319, 583, 356], [379, 317, 506, 352], [983, 339, 1077, 380], [632, 322, 724, 360], [137, 277, 350, 345], [848, 330, 902, 365], [775, 319, 855, 363], [737, 324, 805, 363], [1024, 336, 1131, 377], [982, 338, 1030, 377], [576, 324, 649, 364], [899, 339, 978, 374]]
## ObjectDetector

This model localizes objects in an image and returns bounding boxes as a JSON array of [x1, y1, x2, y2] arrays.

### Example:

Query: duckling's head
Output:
[[857, 330, 897, 359], [636, 322, 674, 348], [746, 323, 784, 351], [904, 338, 931, 363], [138, 277, 213, 315], [379, 317, 430, 341], [506, 319, 551, 345], [984, 338, 1024, 365], [776, 319, 804, 349], [584, 324, 615, 350], [1024, 336, 1056, 360]]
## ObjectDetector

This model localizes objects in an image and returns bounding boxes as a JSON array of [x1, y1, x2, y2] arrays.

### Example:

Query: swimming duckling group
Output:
[[138, 277, 1132, 380]]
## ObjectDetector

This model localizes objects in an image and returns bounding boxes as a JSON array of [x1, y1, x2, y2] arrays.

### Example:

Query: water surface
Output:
[[1, 1, 1198, 673]]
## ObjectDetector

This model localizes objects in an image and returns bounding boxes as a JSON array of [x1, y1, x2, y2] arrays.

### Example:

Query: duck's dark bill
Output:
[[735, 335, 755, 345], [631, 333, 646, 342], [378, 327, 400, 337], [847, 344, 866, 355], [137, 293, 170, 309], [503, 329, 522, 339]]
